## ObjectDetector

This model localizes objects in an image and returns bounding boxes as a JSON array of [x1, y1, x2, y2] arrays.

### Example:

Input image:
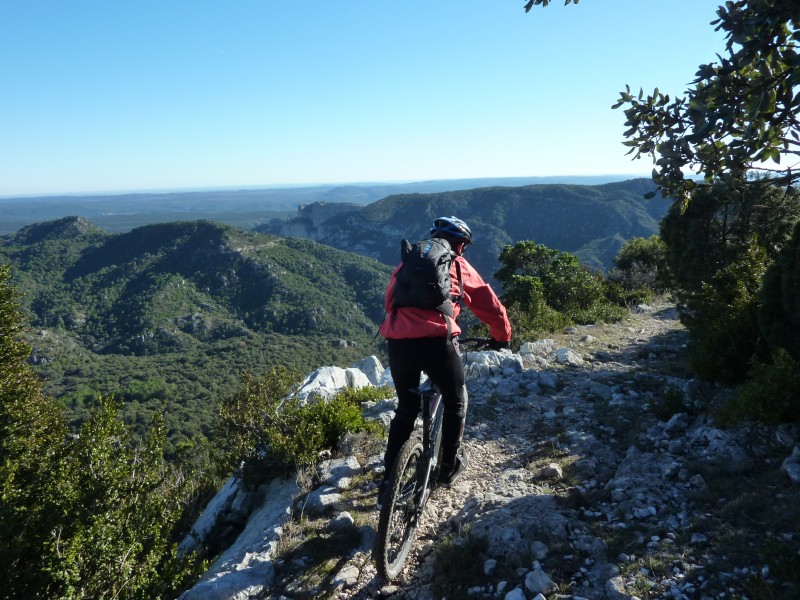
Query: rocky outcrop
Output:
[[179, 478, 298, 600]]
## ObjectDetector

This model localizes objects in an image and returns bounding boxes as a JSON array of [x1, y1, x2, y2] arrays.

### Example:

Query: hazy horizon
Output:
[[0, 173, 652, 201]]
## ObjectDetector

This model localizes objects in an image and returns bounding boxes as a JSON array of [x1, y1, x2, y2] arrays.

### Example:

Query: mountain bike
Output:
[[373, 337, 492, 580]]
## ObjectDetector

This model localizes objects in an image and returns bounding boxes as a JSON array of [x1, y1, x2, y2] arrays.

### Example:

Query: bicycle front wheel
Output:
[[374, 438, 424, 580]]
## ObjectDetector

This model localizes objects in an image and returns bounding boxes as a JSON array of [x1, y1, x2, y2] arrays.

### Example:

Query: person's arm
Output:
[[457, 258, 512, 342]]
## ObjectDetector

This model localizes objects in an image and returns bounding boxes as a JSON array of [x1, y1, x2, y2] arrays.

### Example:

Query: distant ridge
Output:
[[259, 177, 669, 273], [0, 175, 650, 236]]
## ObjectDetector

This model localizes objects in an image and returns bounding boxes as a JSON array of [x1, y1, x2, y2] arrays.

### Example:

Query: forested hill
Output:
[[260, 178, 670, 276], [0, 217, 392, 452]]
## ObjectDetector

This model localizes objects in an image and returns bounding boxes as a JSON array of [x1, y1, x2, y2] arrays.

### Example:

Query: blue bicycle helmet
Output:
[[430, 216, 473, 245]]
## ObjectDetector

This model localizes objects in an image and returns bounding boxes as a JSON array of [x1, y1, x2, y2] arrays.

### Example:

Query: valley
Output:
[[1, 177, 667, 457]]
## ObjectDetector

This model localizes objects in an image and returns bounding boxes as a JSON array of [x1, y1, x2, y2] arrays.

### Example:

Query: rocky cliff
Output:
[[180, 300, 800, 600]]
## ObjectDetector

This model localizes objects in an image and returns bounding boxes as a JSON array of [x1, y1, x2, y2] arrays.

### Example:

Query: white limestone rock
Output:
[[179, 477, 240, 554], [317, 456, 361, 487], [781, 446, 800, 484], [554, 348, 584, 366], [179, 477, 298, 600], [519, 339, 557, 357], [350, 355, 385, 386], [525, 567, 555, 594], [296, 366, 371, 402]]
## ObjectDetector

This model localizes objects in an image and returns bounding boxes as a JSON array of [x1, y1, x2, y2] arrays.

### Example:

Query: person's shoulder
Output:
[[455, 255, 476, 270], [454, 255, 484, 280]]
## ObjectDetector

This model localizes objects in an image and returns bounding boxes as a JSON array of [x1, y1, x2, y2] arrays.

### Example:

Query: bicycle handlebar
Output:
[[457, 336, 494, 350]]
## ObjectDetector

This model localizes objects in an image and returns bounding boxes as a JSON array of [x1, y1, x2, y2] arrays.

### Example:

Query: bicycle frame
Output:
[[415, 383, 444, 512]]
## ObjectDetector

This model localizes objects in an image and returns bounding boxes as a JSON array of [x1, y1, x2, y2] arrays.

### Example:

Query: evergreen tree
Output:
[[1, 265, 69, 595], [759, 221, 800, 362], [659, 184, 800, 383], [0, 265, 205, 599]]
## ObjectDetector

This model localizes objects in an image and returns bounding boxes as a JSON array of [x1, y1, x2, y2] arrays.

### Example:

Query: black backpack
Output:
[[392, 237, 463, 320]]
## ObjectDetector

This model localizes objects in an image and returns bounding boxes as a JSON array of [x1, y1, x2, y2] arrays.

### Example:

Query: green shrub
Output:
[[722, 350, 800, 425], [218, 369, 386, 480], [660, 183, 800, 384], [614, 234, 667, 273], [611, 234, 668, 297], [758, 220, 800, 363], [39, 398, 207, 599], [432, 530, 489, 600], [502, 276, 570, 340], [217, 367, 302, 475], [651, 384, 690, 421], [569, 300, 627, 326], [495, 241, 625, 336], [603, 276, 654, 307], [685, 242, 768, 384], [331, 384, 395, 405]]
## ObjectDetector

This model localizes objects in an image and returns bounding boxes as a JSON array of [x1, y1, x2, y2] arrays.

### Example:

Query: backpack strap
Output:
[[437, 257, 463, 341], [454, 259, 464, 306]]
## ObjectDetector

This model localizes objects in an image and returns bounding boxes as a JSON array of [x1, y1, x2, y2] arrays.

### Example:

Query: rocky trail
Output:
[[326, 302, 799, 600], [183, 300, 800, 600]]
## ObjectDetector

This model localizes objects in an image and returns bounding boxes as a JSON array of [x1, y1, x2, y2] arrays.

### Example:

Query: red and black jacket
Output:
[[380, 255, 512, 342]]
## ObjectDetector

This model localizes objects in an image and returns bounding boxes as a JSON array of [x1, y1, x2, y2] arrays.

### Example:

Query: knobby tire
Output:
[[375, 439, 424, 580]]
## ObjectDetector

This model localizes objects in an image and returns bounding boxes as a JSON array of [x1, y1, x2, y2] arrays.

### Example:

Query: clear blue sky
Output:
[[0, 1, 725, 197]]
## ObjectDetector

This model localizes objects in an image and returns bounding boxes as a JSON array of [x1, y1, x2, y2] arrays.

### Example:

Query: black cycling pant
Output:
[[383, 337, 468, 476]]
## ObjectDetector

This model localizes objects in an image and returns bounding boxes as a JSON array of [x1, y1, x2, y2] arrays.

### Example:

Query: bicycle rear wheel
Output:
[[374, 438, 424, 580]]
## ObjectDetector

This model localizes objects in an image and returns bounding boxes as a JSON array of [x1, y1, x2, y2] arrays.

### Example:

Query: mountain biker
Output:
[[377, 216, 511, 507]]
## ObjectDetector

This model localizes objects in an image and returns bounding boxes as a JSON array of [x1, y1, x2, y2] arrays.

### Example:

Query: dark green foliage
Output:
[[609, 234, 668, 296], [332, 384, 395, 405], [660, 184, 800, 383], [503, 281, 570, 344], [37, 398, 206, 599], [661, 185, 799, 300], [611, 0, 800, 419], [0, 218, 392, 456], [217, 367, 303, 475], [650, 385, 698, 421], [758, 221, 800, 362], [612, 0, 800, 418], [723, 350, 800, 425], [0, 264, 70, 596], [218, 369, 386, 481], [524, 0, 578, 11], [602, 277, 653, 308], [688, 242, 769, 383], [494, 241, 626, 340], [0, 266, 206, 599]]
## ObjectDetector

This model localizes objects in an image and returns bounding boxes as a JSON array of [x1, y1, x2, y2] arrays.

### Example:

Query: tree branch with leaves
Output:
[[612, 0, 800, 199], [523, 0, 578, 12]]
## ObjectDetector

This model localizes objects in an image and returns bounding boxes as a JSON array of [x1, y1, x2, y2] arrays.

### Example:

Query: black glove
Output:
[[488, 339, 510, 351]]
